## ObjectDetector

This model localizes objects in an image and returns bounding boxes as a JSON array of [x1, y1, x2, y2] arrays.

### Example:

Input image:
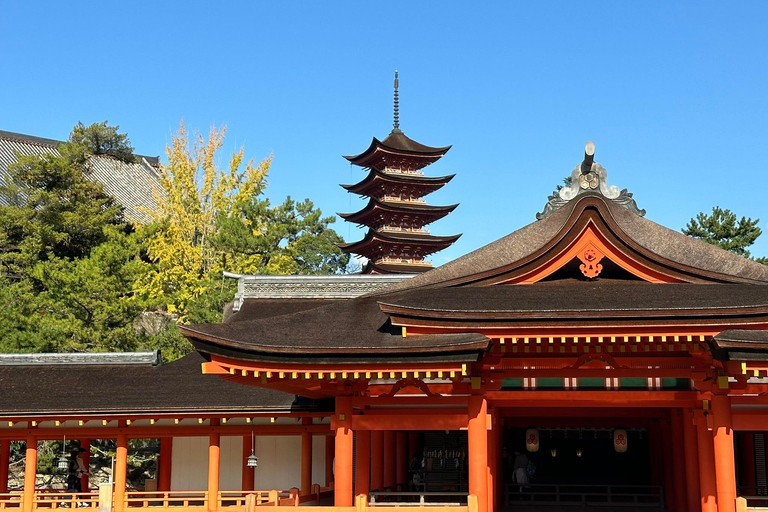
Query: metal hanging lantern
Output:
[[576, 448, 583, 458], [550, 448, 557, 458], [246, 431, 258, 468], [525, 428, 540, 452], [613, 429, 628, 453], [57, 435, 69, 471]]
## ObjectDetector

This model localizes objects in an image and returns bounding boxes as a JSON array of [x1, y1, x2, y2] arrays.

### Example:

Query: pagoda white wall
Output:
[[170, 435, 326, 491], [170, 436, 242, 491]]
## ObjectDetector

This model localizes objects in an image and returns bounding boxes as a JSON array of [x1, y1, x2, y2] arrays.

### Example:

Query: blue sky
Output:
[[2, 1, 767, 264]]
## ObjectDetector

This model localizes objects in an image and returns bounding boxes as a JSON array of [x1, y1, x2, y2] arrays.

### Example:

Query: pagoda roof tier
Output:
[[341, 168, 455, 197], [711, 329, 768, 362], [344, 129, 451, 171], [338, 198, 458, 227], [338, 229, 461, 259]]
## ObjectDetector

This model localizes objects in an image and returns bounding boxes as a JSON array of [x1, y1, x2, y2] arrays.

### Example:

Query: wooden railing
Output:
[[34, 492, 98, 509], [369, 492, 467, 506], [504, 483, 663, 507], [0, 493, 22, 510], [123, 491, 207, 510]]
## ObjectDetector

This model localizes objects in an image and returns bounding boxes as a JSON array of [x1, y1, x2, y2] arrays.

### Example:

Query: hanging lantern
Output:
[[550, 448, 557, 458], [576, 448, 583, 458], [246, 431, 258, 468], [613, 429, 628, 453], [57, 435, 69, 471], [525, 428, 539, 452]]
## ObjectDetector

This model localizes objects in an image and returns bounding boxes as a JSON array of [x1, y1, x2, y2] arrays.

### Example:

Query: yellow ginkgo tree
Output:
[[137, 121, 348, 319]]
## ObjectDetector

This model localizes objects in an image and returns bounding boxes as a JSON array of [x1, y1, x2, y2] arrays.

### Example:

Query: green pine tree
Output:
[[682, 207, 763, 259]]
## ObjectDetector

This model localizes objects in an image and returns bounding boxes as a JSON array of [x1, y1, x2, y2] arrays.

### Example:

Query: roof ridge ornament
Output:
[[536, 141, 645, 220], [392, 70, 402, 134]]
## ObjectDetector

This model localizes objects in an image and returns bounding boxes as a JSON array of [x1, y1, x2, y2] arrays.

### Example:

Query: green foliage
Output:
[[215, 196, 349, 275], [68, 121, 137, 164], [0, 120, 349, 361], [683, 207, 763, 258]]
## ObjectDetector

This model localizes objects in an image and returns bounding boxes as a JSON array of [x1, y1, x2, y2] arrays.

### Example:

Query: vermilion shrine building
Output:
[[2, 109, 768, 512]]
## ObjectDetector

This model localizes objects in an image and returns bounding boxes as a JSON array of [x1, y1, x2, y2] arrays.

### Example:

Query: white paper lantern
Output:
[[525, 428, 539, 452], [613, 429, 628, 453]]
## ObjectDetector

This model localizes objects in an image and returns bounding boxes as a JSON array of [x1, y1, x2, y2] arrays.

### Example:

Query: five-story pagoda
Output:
[[339, 72, 460, 273]]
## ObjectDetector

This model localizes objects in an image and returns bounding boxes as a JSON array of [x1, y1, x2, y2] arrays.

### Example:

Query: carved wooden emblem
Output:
[[578, 171, 599, 190], [578, 244, 605, 279]]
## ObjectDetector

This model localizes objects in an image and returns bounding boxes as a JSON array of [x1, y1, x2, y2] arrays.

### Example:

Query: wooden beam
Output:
[[351, 414, 468, 431], [486, 390, 698, 408], [1, 423, 332, 440]]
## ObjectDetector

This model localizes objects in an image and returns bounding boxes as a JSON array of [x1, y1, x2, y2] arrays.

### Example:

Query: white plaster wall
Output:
[[252, 436, 302, 490], [170, 436, 243, 491], [220, 436, 243, 491], [312, 436, 326, 486], [171, 437, 207, 491]]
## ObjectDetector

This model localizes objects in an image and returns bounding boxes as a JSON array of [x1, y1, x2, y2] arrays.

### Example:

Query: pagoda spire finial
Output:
[[393, 70, 401, 132]]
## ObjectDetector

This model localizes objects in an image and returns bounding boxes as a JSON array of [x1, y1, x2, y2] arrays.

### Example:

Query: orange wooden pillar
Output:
[[355, 430, 371, 500], [696, 411, 718, 512], [0, 439, 10, 493], [396, 432, 407, 491], [241, 435, 254, 492], [158, 437, 173, 492], [301, 418, 313, 496], [370, 431, 383, 492], [80, 439, 90, 491], [738, 433, 756, 496], [683, 410, 701, 512], [487, 412, 498, 512], [383, 431, 396, 490], [334, 397, 354, 507], [114, 433, 128, 512], [325, 435, 334, 487], [712, 395, 736, 512], [672, 410, 688, 512], [22, 436, 36, 512], [468, 396, 488, 512], [208, 425, 221, 512]]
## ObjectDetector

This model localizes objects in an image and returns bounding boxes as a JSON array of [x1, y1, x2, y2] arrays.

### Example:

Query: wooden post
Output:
[[80, 439, 91, 492], [22, 436, 36, 512], [335, 397, 354, 507], [370, 431, 383, 492], [672, 410, 688, 512], [208, 430, 221, 512], [683, 410, 701, 512], [713, 395, 736, 512], [488, 413, 499, 512], [98, 482, 113, 512], [696, 412, 718, 512], [242, 434, 254, 492], [396, 432, 407, 490], [738, 433, 756, 496], [355, 430, 371, 500], [301, 418, 313, 496], [114, 433, 128, 512], [383, 431, 396, 490], [468, 396, 488, 512], [0, 439, 10, 493], [325, 435, 335, 487], [158, 437, 173, 492]]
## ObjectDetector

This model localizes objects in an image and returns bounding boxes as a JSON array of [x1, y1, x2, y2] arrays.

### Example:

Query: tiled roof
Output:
[[0, 130, 163, 223]]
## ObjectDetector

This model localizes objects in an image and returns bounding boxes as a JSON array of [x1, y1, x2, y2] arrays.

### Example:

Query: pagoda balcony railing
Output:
[[377, 257, 433, 267], [379, 195, 427, 205], [378, 226, 430, 234], [382, 167, 424, 176]]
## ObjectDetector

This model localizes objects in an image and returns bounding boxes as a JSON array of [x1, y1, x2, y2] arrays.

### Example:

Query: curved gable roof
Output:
[[376, 193, 768, 294]]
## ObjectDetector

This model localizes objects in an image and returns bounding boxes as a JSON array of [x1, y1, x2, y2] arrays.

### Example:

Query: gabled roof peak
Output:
[[537, 142, 644, 220]]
